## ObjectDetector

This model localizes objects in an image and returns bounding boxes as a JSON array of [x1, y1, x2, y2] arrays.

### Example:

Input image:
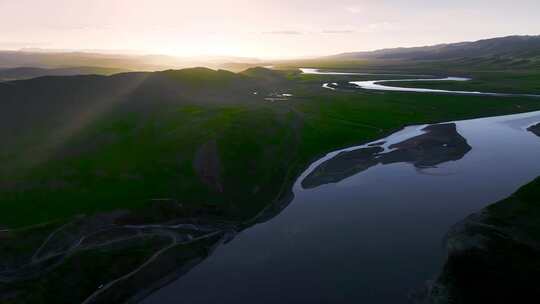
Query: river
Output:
[[143, 93, 540, 303], [300, 68, 540, 97]]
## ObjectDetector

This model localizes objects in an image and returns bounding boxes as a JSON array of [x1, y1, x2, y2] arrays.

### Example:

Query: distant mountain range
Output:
[[2, 35, 540, 77], [329, 35, 540, 61], [0, 50, 265, 72], [0, 66, 130, 82]]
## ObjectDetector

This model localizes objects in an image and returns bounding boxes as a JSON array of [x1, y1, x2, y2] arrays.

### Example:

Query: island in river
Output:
[[302, 123, 471, 189]]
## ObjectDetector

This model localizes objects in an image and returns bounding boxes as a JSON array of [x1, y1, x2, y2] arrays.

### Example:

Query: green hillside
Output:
[[2, 67, 540, 228]]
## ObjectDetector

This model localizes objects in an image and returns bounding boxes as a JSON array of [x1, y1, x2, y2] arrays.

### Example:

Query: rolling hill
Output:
[[2, 65, 540, 303], [0, 66, 129, 82], [2, 66, 540, 229], [0, 50, 264, 72]]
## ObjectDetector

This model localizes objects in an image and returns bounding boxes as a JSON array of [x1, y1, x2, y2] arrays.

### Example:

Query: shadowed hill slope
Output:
[[0, 67, 299, 228], [426, 177, 540, 303]]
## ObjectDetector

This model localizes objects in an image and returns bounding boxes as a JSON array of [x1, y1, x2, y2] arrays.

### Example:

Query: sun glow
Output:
[[1, 0, 539, 58]]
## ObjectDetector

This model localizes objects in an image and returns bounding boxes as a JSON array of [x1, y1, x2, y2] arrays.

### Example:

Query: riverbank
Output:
[[143, 110, 540, 304], [424, 176, 540, 303], [301, 68, 540, 97]]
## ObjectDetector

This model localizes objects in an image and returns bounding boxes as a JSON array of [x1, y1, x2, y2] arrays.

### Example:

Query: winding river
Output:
[[301, 68, 540, 98], [143, 75, 540, 304]]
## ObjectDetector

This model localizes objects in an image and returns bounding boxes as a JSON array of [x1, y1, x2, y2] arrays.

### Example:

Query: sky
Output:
[[1, 0, 539, 59]]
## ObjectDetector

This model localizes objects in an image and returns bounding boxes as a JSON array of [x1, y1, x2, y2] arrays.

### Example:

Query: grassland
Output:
[[277, 56, 540, 94], [2, 66, 540, 303], [2, 68, 540, 228], [380, 71, 540, 94]]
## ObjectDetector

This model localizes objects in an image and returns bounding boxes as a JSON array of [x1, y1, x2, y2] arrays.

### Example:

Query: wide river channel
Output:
[[143, 71, 540, 303]]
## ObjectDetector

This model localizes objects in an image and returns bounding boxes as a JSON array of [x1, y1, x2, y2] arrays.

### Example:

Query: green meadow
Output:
[[2, 68, 540, 228]]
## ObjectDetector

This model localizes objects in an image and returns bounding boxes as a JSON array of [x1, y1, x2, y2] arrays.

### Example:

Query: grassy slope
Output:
[[2, 69, 540, 228], [5, 236, 170, 304], [486, 177, 540, 241], [2, 65, 540, 304]]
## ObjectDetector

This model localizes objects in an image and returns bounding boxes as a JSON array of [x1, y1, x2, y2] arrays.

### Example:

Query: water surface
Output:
[[144, 111, 540, 304], [301, 68, 540, 97], [299, 68, 429, 77]]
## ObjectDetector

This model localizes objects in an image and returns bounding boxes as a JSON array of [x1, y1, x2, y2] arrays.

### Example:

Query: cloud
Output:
[[322, 30, 355, 34], [262, 30, 303, 35]]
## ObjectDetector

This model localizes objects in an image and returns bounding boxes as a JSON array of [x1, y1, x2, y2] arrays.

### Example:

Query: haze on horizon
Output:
[[1, 0, 539, 59]]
